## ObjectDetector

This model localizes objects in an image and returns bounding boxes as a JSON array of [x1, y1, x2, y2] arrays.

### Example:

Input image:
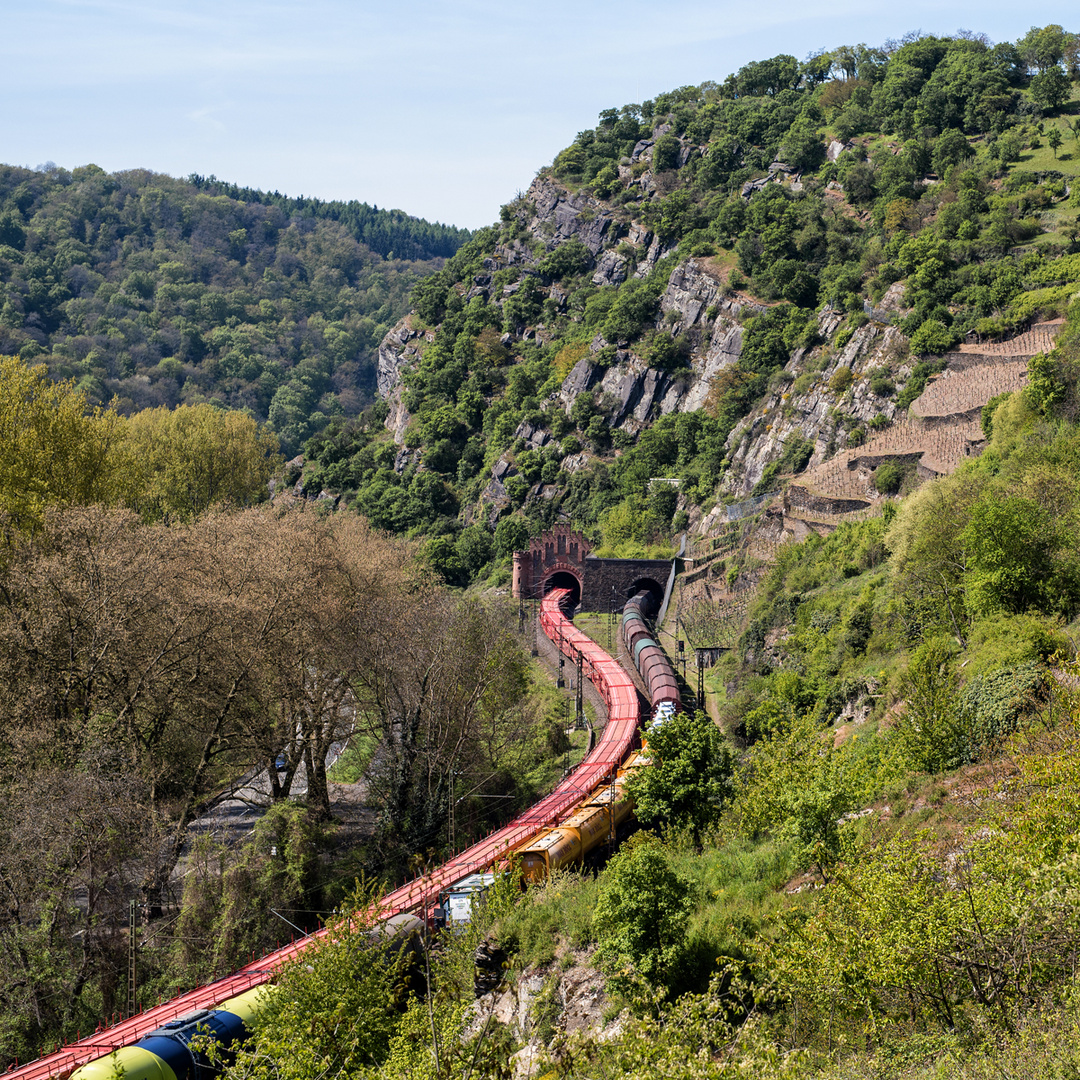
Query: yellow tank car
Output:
[[517, 828, 582, 881], [517, 803, 614, 881], [619, 749, 651, 775], [563, 804, 612, 859], [583, 778, 634, 832]]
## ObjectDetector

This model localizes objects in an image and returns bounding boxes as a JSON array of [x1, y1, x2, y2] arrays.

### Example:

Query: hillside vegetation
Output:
[[0, 165, 469, 452], [298, 24, 1080, 583]]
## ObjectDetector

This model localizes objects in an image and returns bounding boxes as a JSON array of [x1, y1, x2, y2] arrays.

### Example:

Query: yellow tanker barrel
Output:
[[71, 1048, 178, 1080], [518, 828, 582, 880], [217, 985, 272, 1026], [585, 783, 634, 830], [563, 805, 611, 859]]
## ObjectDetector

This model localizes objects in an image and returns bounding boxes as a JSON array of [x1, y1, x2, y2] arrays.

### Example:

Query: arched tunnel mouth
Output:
[[543, 571, 581, 611], [626, 578, 665, 617]]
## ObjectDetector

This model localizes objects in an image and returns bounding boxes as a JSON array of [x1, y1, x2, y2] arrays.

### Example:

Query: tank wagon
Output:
[[515, 747, 650, 880], [70, 988, 267, 1080]]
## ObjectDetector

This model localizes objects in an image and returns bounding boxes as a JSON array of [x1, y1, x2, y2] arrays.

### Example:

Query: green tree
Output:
[[601, 279, 659, 343], [893, 634, 965, 772], [1020, 24, 1073, 73], [652, 133, 681, 172], [493, 514, 530, 558], [424, 534, 466, 586], [455, 522, 493, 578], [931, 128, 971, 175], [909, 318, 960, 356], [0, 356, 117, 532], [113, 403, 280, 522], [1030, 67, 1071, 112], [628, 709, 733, 847], [961, 492, 1080, 619], [593, 833, 694, 992]]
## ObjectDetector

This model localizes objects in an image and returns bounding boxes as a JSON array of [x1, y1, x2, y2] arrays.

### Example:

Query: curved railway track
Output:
[[7, 588, 642, 1080]]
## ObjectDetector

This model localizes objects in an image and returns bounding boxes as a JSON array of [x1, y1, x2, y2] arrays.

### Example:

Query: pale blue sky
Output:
[[2, 2, 1076, 230]]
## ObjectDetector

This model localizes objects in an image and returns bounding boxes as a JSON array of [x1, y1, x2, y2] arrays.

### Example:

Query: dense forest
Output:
[[6, 18, 1080, 1080], [0, 164, 469, 451]]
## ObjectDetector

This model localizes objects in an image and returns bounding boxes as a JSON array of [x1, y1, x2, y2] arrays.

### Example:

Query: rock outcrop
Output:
[[370, 167, 1056, 542]]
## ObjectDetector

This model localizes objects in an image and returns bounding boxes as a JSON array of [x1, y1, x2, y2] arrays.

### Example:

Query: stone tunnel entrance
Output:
[[542, 570, 581, 610], [513, 527, 675, 615], [626, 577, 665, 616]]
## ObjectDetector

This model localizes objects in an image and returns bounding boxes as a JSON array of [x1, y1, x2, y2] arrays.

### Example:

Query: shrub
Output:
[[594, 834, 693, 992], [909, 318, 960, 357], [874, 460, 905, 494], [869, 367, 895, 396], [828, 366, 854, 393]]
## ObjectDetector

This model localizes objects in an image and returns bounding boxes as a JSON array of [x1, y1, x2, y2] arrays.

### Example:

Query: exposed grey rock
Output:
[[662, 260, 722, 330], [598, 362, 648, 426], [827, 139, 850, 162], [721, 322, 908, 495], [863, 280, 909, 322], [557, 357, 601, 410], [591, 249, 629, 287], [385, 388, 411, 446], [632, 232, 673, 278], [393, 446, 418, 473], [561, 452, 591, 473], [516, 421, 552, 450], [525, 175, 615, 256], [741, 176, 771, 198], [632, 367, 667, 425], [376, 319, 421, 398]]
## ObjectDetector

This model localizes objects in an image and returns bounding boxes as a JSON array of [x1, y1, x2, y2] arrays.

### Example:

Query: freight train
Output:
[[621, 589, 681, 730], [16, 585, 677, 1080]]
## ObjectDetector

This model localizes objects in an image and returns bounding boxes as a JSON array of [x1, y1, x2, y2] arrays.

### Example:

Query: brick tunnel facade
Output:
[[512, 525, 672, 612]]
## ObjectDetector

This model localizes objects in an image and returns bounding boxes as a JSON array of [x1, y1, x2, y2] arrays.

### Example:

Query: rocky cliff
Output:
[[372, 163, 1048, 546]]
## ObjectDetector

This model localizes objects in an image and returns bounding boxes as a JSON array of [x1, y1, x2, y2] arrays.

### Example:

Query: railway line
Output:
[[7, 586, 667, 1080]]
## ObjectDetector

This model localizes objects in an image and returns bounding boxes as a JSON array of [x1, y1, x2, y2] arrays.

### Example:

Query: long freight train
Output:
[[10, 587, 677, 1080]]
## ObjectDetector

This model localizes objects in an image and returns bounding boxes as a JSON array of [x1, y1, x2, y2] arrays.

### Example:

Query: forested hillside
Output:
[[0, 165, 469, 451]]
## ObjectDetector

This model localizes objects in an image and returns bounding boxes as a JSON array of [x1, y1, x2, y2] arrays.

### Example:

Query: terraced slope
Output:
[[784, 321, 1063, 524]]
